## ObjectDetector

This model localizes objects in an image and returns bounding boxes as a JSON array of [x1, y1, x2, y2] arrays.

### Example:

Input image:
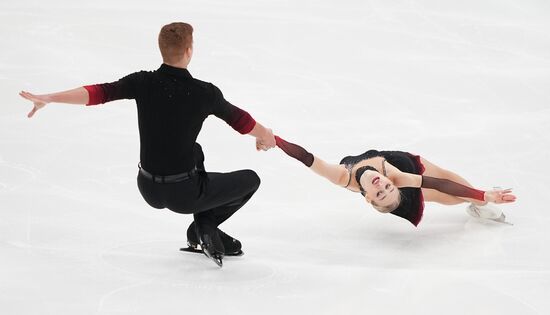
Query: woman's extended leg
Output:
[[422, 188, 464, 205]]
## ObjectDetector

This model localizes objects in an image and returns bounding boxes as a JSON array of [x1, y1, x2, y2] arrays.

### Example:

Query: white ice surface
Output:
[[1, 0, 550, 314]]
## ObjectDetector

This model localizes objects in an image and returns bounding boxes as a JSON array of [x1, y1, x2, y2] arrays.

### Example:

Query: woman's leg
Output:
[[422, 188, 465, 205], [420, 157, 486, 205]]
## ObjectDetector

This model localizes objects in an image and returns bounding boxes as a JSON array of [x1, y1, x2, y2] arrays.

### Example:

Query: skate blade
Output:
[[209, 256, 223, 267], [180, 241, 203, 254], [198, 240, 224, 268], [490, 214, 513, 225], [181, 242, 244, 257], [180, 247, 203, 253], [180, 247, 243, 256], [202, 249, 223, 268]]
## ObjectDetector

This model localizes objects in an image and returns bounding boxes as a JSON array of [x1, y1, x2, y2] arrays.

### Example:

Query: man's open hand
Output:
[[19, 91, 50, 118]]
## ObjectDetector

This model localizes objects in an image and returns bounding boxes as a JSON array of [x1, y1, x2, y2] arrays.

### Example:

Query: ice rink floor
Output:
[[1, 0, 550, 314]]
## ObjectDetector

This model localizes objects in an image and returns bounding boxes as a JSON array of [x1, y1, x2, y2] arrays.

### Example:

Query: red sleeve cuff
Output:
[[83, 85, 105, 105], [230, 110, 256, 134]]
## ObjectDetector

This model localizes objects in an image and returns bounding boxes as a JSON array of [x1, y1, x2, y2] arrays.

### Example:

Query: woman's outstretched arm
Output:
[[393, 170, 516, 204], [275, 136, 349, 187], [421, 176, 516, 203]]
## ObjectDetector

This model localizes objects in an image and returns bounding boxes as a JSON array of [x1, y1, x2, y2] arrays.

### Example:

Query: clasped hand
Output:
[[256, 128, 276, 151]]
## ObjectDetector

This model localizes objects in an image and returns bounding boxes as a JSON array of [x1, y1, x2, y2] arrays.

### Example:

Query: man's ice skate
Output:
[[466, 203, 512, 225], [198, 232, 225, 268], [187, 222, 226, 267], [181, 222, 244, 256]]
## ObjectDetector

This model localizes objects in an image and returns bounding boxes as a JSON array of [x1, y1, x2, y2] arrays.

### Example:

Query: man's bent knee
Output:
[[241, 169, 261, 190]]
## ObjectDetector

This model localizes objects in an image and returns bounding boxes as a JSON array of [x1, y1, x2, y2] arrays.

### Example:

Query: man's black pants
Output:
[[137, 143, 260, 235]]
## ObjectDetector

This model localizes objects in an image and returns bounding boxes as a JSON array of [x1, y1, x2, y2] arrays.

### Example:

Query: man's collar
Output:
[[158, 63, 193, 79]]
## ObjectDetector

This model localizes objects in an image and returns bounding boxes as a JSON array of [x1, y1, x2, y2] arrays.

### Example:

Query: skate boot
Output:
[[183, 222, 243, 256], [466, 203, 512, 225], [187, 222, 225, 267], [199, 231, 225, 268], [217, 229, 243, 256]]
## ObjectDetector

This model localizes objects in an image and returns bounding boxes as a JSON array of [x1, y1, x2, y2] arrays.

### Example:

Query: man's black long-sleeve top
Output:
[[84, 64, 256, 175]]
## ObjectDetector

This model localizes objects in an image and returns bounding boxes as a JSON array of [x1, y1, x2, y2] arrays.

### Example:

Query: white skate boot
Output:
[[466, 203, 512, 225]]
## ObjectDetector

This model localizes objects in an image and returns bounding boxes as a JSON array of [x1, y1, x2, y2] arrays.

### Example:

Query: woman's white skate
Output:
[[466, 203, 513, 225]]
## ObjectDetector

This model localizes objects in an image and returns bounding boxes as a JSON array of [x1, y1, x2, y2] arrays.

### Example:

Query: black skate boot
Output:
[[199, 231, 224, 268], [182, 221, 243, 256], [217, 229, 243, 256], [188, 222, 224, 267]]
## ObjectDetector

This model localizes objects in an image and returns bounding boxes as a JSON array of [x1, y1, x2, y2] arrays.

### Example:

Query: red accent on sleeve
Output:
[[275, 135, 282, 146], [83, 85, 105, 105], [421, 176, 486, 201], [230, 110, 256, 134], [275, 136, 314, 167]]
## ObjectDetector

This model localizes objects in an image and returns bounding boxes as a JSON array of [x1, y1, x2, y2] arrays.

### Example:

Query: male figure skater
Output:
[[19, 22, 276, 267]]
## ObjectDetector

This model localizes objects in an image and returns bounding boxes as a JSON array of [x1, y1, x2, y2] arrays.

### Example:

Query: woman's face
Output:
[[359, 169, 399, 207]]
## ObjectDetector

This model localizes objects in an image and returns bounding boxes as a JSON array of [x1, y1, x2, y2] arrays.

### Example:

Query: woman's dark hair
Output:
[[340, 154, 364, 166]]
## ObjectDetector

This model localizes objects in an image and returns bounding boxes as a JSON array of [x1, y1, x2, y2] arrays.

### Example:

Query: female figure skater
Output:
[[273, 136, 516, 226]]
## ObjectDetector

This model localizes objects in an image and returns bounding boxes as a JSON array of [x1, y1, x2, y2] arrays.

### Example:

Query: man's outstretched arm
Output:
[[20, 73, 140, 118], [19, 88, 89, 118]]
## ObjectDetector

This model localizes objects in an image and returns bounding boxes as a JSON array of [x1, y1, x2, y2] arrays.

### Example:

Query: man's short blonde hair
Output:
[[158, 22, 193, 63]]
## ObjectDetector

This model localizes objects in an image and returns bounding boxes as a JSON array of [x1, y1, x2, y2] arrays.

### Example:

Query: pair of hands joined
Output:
[[256, 129, 276, 151]]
